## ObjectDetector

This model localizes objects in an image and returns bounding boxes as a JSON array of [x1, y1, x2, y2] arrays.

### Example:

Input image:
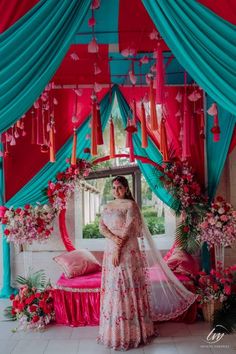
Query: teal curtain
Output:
[[206, 96, 236, 200], [0, 142, 16, 298], [142, 0, 236, 115], [115, 88, 179, 211], [0, 88, 114, 297], [0, 0, 90, 133]]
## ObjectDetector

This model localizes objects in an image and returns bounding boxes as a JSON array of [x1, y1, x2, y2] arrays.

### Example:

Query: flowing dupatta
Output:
[[138, 212, 198, 321]]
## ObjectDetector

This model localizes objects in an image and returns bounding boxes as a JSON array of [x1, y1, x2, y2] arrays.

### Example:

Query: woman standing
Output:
[[97, 176, 197, 351]]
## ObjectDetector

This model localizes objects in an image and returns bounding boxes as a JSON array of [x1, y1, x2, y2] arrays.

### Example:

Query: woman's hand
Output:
[[112, 249, 121, 267], [113, 236, 123, 248]]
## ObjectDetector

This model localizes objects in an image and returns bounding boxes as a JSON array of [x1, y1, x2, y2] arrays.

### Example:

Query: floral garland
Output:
[[0, 158, 93, 245], [198, 196, 236, 247], [160, 158, 208, 253]]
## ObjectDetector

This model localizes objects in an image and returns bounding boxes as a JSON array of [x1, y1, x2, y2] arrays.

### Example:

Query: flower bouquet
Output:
[[4, 270, 55, 331], [195, 265, 236, 322], [198, 196, 236, 248]]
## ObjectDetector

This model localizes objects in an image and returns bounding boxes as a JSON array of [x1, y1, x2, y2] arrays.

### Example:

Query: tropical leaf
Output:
[[16, 269, 47, 290], [3, 306, 17, 321]]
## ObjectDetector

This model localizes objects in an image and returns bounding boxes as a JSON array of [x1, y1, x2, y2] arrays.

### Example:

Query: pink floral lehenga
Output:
[[97, 199, 197, 351]]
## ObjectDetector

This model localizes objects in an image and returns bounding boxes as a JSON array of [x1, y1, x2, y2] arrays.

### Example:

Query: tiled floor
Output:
[[0, 299, 235, 354]]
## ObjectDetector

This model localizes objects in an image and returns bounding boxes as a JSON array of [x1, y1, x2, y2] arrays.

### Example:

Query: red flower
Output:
[[11, 308, 16, 315], [15, 208, 22, 214], [37, 227, 44, 234], [183, 185, 189, 193], [4, 229, 10, 236], [39, 300, 45, 308], [56, 173, 64, 181], [18, 302, 24, 311], [216, 196, 224, 202], [1, 217, 8, 224], [183, 226, 190, 233], [84, 148, 90, 154], [10, 294, 15, 301], [32, 315, 40, 323], [25, 294, 35, 305], [58, 191, 65, 199], [35, 292, 41, 299], [29, 305, 37, 313], [24, 204, 30, 210], [55, 183, 61, 191], [45, 230, 51, 236], [47, 189, 53, 197]]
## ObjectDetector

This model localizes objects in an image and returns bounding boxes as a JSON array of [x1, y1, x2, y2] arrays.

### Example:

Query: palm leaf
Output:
[[4, 306, 17, 321], [16, 269, 47, 290]]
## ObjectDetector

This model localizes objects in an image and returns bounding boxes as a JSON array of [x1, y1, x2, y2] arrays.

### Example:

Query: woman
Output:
[[97, 176, 197, 351]]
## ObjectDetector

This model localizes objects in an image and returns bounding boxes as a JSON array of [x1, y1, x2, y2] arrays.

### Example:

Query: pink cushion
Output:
[[166, 248, 200, 276], [53, 249, 101, 279]]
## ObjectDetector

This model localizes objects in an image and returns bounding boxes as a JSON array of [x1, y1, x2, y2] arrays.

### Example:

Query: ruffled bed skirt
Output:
[[52, 272, 197, 327]]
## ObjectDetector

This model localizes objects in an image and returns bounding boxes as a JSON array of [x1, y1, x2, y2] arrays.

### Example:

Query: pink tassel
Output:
[[156, 44, 164, 104], [182, 73, 191, 159], [208, 103, 220, 142]]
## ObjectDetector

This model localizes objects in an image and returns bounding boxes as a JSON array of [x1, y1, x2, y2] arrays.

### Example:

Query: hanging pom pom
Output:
[[109, 118, 116, 158], [121, 47, 136, 57], [208, 103, 220, 142], [141, 102, 148, 148], [91, 97, 98, 156], [149, 76, 158, 131], [88, 37, 99, 53], [10, 136, 16, 146], [160, 118, 169, 162], [53, 98, 58, 105], [88, 16, 96, 27], [49, 118, 56, 163], [149, 29, 159, 40], [14, 128, 20, 139], [96, 105, 103, 145], [156, 44, 164, 105], [199, 110, 205, 139], [71, 128, 77, 166]]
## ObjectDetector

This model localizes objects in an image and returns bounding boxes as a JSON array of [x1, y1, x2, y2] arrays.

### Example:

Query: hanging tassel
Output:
[[160, 118, 169, 162], [91, 97, 98, 156], [149, 77, 158, 131], [31, 110, 36, 144], [132, 99, 138, 126], [109, 118, 115, 158], [156, 44, 164, 104], [182, 73, 191, 159], [208, 103, 220, 142], [96, 105, 103, 145], [71, 128, 77, 166], [125, 123, 137, 162], [49, 118, 56, 162], [141, 102, 148, 148]]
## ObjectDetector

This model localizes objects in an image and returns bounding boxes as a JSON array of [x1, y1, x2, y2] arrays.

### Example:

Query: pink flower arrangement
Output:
[[198, 196, 236, 247], [0, 158, 93, 245], [195, 263, 236, 305], [0, 204, 55, 245]]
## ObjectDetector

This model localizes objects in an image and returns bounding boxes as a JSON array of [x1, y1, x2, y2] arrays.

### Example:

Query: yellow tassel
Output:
[[71, 129, 77, 165]]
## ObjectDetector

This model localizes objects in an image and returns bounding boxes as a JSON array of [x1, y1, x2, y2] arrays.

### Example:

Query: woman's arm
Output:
[[99, 218, 122, 246]]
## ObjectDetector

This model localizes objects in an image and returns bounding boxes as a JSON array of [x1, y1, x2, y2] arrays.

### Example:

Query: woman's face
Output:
[[112, 181, 127, 199]]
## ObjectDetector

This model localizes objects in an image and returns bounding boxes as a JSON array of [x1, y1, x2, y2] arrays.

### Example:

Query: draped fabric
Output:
[[142, 0, 236, 115], [0, 0, 90, 133], [115, 88, 179, 211], [0, 89, 114, 297], [206, 96, 236, 200]]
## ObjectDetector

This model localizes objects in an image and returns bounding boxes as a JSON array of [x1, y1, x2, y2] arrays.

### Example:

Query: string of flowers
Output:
[[197, 196, 236, 247], [160, 158, 208, 253], [0, 158, 93, 245]]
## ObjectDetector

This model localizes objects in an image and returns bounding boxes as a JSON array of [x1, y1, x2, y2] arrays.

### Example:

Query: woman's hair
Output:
[[112, 175, 135, 201]]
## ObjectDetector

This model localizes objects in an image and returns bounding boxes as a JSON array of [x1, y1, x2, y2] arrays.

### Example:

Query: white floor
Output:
[[0, 299, 235, 354]]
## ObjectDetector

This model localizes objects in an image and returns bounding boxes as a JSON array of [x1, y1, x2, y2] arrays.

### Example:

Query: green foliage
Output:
[[16, 269, 48, 291], [83, 218, 104, 239], [144, 216, 165, 235], [4, 306, 17, 321]]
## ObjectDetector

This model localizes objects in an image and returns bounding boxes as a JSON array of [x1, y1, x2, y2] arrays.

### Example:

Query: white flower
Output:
[[218, 207, 225, 214], [216, 221, 222, 228]]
